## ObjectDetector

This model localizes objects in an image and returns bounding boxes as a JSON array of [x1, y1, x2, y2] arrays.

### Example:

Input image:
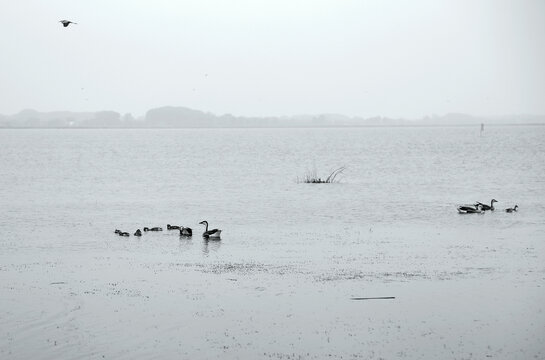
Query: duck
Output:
[[199, 220, 221, 238], [457, 204, 483, 214], [134, 229, 142, 236], [150, 227, 163, 231], [179, 227, 193, 236], [167, 224, 181, 230], [475, 199, 498, 211], [119, 231, 130, 237], [505, 205, 518, 213]]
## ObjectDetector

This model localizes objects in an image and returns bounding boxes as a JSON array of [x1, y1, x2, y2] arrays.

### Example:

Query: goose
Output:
[[59, 20, 77, 27], [167, 224, 181, 230], [119, 232, 130, 237], [179, 227, 193, 236], [199, 221, 221, 238], [505, 205, 518, 213], [134, 229, 142, 236], [475, 199, 498, 211], [457, 204, 483, 214]]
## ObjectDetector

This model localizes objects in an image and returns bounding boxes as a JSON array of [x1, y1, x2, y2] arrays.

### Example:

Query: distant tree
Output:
[[122, 113, 135, 122]]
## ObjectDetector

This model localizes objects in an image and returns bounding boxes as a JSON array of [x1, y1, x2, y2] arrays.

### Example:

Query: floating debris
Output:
[[350, 296, 395, 300]]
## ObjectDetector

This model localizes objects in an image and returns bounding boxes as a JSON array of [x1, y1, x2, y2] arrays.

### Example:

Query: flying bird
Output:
[[59, 20, 77, 27]]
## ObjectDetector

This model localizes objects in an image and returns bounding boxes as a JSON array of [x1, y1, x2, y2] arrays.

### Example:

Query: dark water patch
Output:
[[315, 268, 503, 283], [316, 270, 431, 282], [165, 261, 311, 276], [263, 352, 365, 359]]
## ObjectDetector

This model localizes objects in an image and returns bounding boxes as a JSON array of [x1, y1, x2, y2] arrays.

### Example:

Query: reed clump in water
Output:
[[298, 166, 345, 184]]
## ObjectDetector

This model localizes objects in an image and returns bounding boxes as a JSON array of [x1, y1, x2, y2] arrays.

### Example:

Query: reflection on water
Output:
[[202, 238, 222, 255], [177, 236, 193, 252]]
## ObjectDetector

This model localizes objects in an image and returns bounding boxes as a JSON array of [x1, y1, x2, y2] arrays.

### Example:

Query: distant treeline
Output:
[[1, 107, 544, 128]]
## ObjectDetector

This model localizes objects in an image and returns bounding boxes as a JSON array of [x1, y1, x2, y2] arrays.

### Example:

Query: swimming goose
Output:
[[134, 229, 142, 236], [457, 204, 483, 214], [505, 205, 518, 213], [199, 221, 221, 238], [167, 224, 181, 230], [179, 227, 192, 236], [475, 199, 498, 211]]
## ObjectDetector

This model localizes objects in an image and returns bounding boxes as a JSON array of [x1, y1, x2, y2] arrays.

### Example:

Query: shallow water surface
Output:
[[1, 127, 544, 359]]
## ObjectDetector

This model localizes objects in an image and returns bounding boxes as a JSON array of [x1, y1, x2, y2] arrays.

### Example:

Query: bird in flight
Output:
[[59, 20, 77, 27]]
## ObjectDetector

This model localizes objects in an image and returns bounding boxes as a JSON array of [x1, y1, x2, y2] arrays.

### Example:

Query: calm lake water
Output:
[[1, 126, 544, 359]]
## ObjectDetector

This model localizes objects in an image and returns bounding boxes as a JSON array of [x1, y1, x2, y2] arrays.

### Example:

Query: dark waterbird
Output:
[[59, 20, 77, 27], [505, 205, 518, 213], [144, 227, 163, 232], [199, 220, 221, 238], [475, 199, 498, 211], [134, 229, 142, 236], [179, 227, 192, 236], [457, 204, 483, 214], [167, 224, 181, 230]]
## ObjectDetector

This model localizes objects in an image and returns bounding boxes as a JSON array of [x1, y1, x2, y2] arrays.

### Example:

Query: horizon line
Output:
[[2, 107, 545, 120]]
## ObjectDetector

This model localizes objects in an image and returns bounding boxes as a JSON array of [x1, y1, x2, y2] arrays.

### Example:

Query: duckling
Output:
[[167, 224, 181, 230], [199, 220, 221, 238], [505, 205, 518, 213], [179, 227, 193, 236], [134, 229, 142, 236]]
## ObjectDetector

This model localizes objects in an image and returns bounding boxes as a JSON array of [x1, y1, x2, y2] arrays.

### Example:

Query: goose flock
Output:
[[114, 221, 221, 238], [457, 199, 518, 214]]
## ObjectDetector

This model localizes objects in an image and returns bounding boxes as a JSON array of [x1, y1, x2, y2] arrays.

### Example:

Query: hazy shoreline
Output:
[[1, 106, 544, 129], [1, 123, 544, 129]]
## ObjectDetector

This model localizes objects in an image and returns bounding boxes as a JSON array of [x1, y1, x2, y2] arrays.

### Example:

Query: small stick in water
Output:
[[350, 296, 395, 300]]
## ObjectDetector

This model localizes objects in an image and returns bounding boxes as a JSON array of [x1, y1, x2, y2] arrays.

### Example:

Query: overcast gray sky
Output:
[[1, 0, 544, 118]]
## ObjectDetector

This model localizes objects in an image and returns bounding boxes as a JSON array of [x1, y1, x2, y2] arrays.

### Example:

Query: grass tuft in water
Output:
[[297, 166, 345, 184]]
